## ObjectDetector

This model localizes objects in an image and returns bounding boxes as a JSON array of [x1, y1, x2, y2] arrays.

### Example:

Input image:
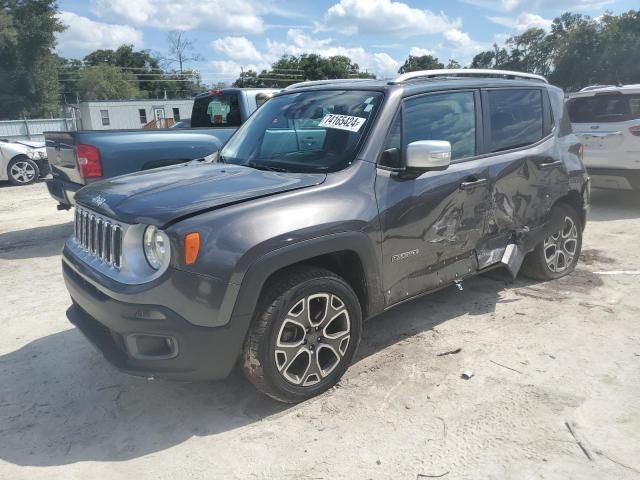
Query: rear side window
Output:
[[487, 89, 543, 153], [403, 91, 476, 161], [191, 92, 241, 128], [567, 94, 640, 123]]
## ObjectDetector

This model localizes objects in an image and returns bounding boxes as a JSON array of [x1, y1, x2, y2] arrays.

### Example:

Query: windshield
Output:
[[220, 90, 383, 173], [567, 93, 640, 123]]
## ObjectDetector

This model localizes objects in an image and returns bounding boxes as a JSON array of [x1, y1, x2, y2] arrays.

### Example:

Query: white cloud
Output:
[[442, 29, 490, 64], [319, 0, 460, 37], [459, 0, 613, 11], [207, 29, 401, 79], [56, 11, 143, 58], [208, 60, 270, 79], [488, 12, 552, 31], [92, 0, 265, 32], [409, 47, 435, 57], [212, 36, 263, 62]]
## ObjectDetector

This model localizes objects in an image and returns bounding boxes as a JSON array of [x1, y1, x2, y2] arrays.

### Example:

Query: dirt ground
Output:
[[0, 182, 639, 480]]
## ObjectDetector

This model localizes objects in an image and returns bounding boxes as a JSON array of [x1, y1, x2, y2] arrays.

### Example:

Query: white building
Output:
[[77, 99, 194, 130]]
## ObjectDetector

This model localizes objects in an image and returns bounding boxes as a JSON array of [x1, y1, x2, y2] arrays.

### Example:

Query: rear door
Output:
[[481, 87, 567, 252], [375, 89, 491, 305], [567, 91, 640, 170]]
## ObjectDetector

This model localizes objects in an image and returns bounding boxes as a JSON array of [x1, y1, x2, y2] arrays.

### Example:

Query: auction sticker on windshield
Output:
[[318, 114, 366, 132]]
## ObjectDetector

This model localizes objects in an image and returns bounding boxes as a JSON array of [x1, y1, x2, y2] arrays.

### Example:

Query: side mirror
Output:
[[406, 140, 451, 171]]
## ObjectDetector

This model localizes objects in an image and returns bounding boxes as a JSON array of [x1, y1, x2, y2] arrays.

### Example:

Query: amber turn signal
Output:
[[184, 232, 200, 265]]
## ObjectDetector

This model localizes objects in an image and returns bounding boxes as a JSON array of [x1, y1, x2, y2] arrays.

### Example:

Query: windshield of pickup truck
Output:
[[220, 90, 383, 173], [191, 92, 242, 128]]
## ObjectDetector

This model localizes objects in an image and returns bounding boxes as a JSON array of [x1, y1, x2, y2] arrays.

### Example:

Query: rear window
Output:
[[191, 92, 241, 128], [567, 93, 640, 123], [487, 89, 544, 153]]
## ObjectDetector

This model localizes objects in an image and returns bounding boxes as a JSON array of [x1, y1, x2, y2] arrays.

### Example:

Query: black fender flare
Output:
[[225, 230, 383, 328]]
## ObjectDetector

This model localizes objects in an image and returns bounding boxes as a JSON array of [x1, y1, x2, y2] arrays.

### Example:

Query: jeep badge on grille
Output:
[[91, 194, 107, 207]]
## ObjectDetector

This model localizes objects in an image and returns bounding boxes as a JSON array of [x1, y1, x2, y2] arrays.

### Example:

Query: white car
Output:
[[567, 85, 640, 190], [0, 139, 49, 185]]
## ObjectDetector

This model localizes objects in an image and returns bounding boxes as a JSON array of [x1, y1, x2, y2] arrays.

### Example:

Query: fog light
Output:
[[126, 334, 178, 360]]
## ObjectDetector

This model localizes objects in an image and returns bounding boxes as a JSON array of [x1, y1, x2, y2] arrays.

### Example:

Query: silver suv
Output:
[[567, 84, 640, 190]]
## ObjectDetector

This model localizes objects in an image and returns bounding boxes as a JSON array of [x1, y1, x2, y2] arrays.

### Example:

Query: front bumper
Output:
[[587, 167, 640, 191], [46, 177, 81, 207], [63, 255, 250, 381]]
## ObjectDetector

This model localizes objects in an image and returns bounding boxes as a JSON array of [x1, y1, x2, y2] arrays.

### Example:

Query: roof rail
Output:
[[284, 78, 370, 90], [579, 84, 618, 92], [390, 69, 548, 84]]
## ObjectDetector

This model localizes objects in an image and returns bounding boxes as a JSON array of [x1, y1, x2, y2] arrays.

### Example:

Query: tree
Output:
[[467, 10, 640, 91], [471, 50, 495, 69], [232, 54, 375, 87], [446, 59, 462, 69], [234, 69, 261, 87], [76, 65, 145, 100], [164, 31, 203, 74], [0, 0, 64, 119], [397, 55, 444, 74]]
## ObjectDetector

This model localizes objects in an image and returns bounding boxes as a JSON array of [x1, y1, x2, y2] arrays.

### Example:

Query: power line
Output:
[[57, 78, 200, 83]]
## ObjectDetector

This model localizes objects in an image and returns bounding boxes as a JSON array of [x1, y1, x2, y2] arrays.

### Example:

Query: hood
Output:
[[75, 162, 326, 226], [13, 140, 45, 149]]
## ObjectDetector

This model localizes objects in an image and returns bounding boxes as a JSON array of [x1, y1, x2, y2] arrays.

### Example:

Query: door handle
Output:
[[539, 160, 563, 169], [460, 178, 487, 190]]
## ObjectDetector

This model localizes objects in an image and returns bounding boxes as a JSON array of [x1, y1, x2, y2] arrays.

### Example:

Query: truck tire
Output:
[[7, 156, 40, 186], [242, 266, 362, 403], [520, 203, 583, 281]]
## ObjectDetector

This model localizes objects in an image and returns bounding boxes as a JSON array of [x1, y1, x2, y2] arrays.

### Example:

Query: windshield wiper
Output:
[[245, 161, 289, 172]]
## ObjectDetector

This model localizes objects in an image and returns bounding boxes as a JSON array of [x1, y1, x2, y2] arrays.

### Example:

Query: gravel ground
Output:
[[1, 182, 639, 480]]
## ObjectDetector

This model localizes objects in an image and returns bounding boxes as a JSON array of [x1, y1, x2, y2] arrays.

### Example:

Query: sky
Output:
[[55, 0, 637, 84]]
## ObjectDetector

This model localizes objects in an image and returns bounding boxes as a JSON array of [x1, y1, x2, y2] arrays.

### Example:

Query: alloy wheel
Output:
[[10, 161, 36, 184], [543, 216, 578, 273], [274, 293, 351, 387]]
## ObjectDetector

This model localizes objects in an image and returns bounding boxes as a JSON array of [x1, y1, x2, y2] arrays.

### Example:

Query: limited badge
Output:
[[318, 114, 366, 132]]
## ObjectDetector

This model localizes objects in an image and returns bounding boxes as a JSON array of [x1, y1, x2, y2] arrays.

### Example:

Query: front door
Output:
[[375, 90, 490, 306], [153, 107, 166, 128]]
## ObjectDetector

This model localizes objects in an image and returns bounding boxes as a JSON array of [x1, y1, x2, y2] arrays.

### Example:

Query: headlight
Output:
[[143, 226, 169, 270], [37, 150, 46, 159]]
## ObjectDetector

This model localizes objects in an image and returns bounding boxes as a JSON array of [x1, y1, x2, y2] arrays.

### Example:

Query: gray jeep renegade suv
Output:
[[63, 69, 589, 403]]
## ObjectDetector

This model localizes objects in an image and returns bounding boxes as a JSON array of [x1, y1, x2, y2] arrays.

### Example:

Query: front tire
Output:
[[242, 266, 362, 403], [520, 203, 583, 281], [8, 156, 39, 185]]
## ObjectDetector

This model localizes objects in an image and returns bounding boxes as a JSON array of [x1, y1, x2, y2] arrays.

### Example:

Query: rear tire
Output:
[[8, 156, 39, 185], [242, 266, 362, 403], [520, 203, 583, 281]]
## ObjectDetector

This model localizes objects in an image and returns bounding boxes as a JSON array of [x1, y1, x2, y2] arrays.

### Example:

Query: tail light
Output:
[[629, 126, 640, 137], [570, 143, 584, 162], [76, 144, 103, 178]]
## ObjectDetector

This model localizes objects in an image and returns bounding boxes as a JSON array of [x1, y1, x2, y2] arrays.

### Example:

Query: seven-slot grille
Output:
[[74, 207, 122, 268]]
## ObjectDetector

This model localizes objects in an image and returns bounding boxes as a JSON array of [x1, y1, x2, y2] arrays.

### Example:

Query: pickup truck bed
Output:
[[46, 128, 233, 208], [45, 88, 279, 209]]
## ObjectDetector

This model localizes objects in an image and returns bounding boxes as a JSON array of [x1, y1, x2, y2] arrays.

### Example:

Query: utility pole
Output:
[[240, 66, 244, 87]]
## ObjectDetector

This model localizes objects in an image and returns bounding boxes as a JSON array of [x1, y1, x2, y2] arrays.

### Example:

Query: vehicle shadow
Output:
[[588, 189, 640, 222], [0, 179, 48, 189], [0, 222, 73, 259], [0, 269, 531, 467]]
